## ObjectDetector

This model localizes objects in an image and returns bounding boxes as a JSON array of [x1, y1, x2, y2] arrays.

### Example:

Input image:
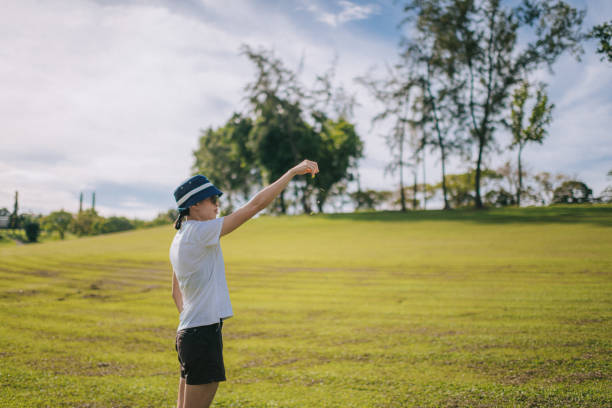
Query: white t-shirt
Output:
[[169, 217, 233, 331]]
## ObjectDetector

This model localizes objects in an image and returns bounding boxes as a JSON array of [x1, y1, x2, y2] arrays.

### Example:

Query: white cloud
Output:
[[302, 0, 381, 28]]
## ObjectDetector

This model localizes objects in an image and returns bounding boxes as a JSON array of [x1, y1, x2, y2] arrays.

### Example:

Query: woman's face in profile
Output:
[[191, 195, 219, 220]]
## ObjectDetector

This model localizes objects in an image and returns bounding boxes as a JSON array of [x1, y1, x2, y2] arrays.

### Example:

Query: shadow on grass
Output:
[[319, 204, 612, 227]]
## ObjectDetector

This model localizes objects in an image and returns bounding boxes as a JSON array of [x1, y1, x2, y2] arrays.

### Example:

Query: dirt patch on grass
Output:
[[0, 289, 40, 298], [225, 331, 266, 340], [466, 355, 609, 386], [240, 358, 265, 368], [337, 352, 372, 362], [303, 377, 325, 386], [225, 331, 289, 340], [456, 341, 523, 353], [442, 389, 609, 408], [141, 326, 175, 336], [82, 293, 111, 300], [25, 270, 59, 277], [360, 325, 464, 338], [331, 337, 372, 346], [559, 317, 609, 325], [269, 358, 299, 367], [31, 356, 136, 377], [273, 266, 377, 274], [555, 369, 608, 384]]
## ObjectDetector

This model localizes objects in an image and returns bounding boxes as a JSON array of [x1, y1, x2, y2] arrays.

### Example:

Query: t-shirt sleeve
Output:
[[192, 217, 224, 247]]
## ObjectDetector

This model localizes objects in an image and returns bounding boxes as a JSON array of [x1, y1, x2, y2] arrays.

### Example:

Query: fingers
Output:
[[297, 159, 319, 176], [306, 160, 319, 175]]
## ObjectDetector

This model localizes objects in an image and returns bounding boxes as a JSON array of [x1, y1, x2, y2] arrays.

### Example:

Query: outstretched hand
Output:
[[292, 159, 319, 177]]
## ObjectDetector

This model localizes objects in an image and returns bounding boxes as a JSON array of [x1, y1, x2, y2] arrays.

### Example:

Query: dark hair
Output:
[[174, 208, 190, 230]]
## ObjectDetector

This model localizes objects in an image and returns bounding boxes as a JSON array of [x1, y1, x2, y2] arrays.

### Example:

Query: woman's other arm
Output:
[[172, 271, 183, 314], [220, 159, 319, 237]]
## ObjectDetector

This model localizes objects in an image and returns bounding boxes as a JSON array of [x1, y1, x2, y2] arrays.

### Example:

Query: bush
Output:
[[552, 181, 593, 204], [485, 188, 517, 207], [146, 209, 179, 227], [98, 217, 134, 234], [41, 210, 73, 240], [24, 220, 41, 242], [70, 209, 103, 236]]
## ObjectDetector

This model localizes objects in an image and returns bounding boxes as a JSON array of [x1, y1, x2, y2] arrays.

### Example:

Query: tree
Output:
[[70, 209, 103, 236], [97, 217, 134, 234], [308, 66, 363, 213], [242, 45, 363, 214], [395, 183, 436, 210], [510, 80, 553, 206], [357, 65, 420, 212], [9, 191, 19, 230], [401, 24, 466, 210], [589, 20, 612, 62], [598, 169, 612, 203], [401, 0, 585, 208], [433, 169, 502, 208], [532, 171, 571, 205], [552, 180, 593, 204], [25, 220, 40, 242], [485, 188, 516, 207], [193, 113, 260, 212], [249, 98, 317, 213], [42, 210, 73, 240], [242, 45, 317, 214], [24, 218, 41, 243], [311, 117, 363, 213], [350, 189, 393, 211], [149, 209, 179, 227]]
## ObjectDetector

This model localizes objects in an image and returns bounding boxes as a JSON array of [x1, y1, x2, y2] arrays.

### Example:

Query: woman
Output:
[[170, 159, 319, 408]]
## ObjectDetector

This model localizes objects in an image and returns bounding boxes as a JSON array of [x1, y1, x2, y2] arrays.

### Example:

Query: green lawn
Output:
[[1, 205, 610, 407]]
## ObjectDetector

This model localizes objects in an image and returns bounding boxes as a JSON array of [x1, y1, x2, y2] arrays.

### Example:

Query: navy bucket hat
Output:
[[174, 175, 223, 211]]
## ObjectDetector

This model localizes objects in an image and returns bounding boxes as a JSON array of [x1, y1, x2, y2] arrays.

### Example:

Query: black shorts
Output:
[[175, 320, 226, 385]]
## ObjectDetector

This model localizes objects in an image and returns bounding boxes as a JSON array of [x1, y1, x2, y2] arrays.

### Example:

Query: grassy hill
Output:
[[1, 205, 611, 407]]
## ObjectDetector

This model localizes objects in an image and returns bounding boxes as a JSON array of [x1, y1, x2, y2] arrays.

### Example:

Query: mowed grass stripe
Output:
[[1, 205, 611, 407]]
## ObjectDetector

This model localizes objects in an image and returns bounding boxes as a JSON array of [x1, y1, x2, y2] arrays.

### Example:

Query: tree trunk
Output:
[[412, 171, 418, 210], [279, 191, 286, 214], [424, 65, 450, 210], [440, 143, 450, 209], [422, 147, 427, 210], [517, 143, 524, 207], [399, 135, 406, 212], [301, 186, 312, 214], [317, 194, 325, 213], [293, 183, 300, 215], [475, 135, 485, 209]]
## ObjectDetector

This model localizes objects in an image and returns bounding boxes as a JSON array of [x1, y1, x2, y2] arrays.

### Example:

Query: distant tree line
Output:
[[351, 166, 611, 211], [0, 191, 178, 243]]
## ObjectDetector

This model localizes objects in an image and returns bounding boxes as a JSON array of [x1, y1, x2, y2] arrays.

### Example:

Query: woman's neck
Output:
[[185, 215, 212, 222]]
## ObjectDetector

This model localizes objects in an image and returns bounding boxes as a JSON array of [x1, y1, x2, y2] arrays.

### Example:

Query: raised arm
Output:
[[220, 159, 319, 237]]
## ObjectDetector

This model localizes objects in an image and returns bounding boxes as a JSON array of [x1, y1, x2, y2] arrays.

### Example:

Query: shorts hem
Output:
[[185, 376, 226, 385]]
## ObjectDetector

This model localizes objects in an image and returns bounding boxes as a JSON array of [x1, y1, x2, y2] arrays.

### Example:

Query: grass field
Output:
[[1, 205, 611, 407]]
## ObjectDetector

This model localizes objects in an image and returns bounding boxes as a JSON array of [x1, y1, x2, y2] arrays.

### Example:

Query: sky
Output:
[[1, 0, 611, 219]]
